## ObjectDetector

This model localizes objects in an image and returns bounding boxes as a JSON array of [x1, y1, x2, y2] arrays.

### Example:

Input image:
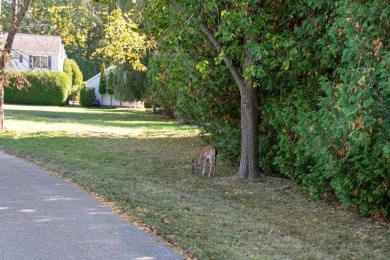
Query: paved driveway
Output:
[[0, 152, 182, 260]]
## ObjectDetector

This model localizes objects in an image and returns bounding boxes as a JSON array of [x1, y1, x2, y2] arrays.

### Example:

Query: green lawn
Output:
[[1, 104, 389, 259]]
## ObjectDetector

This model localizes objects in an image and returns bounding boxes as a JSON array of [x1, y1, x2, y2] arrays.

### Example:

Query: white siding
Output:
[[3, 34, 66, 72], [58, 44, 66, 72], [7, 52, 65, 72], [84, 66, 145, 108]]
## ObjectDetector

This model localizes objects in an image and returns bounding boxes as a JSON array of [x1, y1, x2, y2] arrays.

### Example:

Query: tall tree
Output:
[[113, 62, 147, 102], [92, 7, 153, 103], [146, 0, 266, 180], [93, 8, 152, 71], [0, 0, 33, 131], [182, 1, 259, 180], [19, 0, 108, 80]]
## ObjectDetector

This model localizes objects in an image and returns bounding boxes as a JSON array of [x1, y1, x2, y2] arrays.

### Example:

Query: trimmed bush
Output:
[[79, 85, 96, 107], [64, 59, 84, 103], [64, 59, 83, 86], [5, 72, 71, 105]]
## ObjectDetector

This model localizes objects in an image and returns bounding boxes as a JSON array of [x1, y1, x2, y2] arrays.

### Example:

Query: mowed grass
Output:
[[0, 104, 389, 259]]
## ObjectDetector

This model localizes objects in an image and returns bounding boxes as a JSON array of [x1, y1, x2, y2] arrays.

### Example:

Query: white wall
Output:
[[6, 51, 65, 72], [58, 43, 66, 72], [85, 67, 144, 108]]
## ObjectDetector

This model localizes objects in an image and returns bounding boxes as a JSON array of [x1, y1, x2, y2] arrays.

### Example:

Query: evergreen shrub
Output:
[[99, 63, 107, 95], [259, 1, 390, 217], [64, 59, 84, 103], [79, 85, 96, 107], [107, 70, 114, 95]]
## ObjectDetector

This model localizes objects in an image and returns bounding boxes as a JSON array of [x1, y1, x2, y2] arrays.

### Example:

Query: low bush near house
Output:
[[79, 85, 96, 107]]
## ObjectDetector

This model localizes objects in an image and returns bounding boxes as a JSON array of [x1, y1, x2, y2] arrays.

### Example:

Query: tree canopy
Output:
[[92, 8, 153, 71]]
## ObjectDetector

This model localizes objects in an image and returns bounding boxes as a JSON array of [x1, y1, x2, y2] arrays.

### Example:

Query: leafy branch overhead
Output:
[[93, 9, 154, 71]]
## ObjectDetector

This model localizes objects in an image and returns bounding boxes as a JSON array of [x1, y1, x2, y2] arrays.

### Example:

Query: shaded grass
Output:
[[1, 105, 389, 259]]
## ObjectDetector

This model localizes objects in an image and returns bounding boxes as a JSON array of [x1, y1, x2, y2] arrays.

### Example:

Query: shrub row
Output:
[[5, 71, 71, 106]]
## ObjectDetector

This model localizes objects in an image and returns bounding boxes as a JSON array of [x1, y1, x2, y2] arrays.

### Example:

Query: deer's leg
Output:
[[208, 160, 213, 177], [202, 160, 207, 176], [212, 159, 216, 177], [209, 155, 216, 177]]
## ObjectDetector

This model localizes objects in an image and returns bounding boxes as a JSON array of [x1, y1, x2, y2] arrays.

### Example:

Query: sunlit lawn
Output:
[[4, 105, 194, 137], [1, 104, 389, 259]]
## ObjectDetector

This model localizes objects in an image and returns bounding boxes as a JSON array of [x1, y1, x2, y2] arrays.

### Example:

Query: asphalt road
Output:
[[0, 152, 183, 260]]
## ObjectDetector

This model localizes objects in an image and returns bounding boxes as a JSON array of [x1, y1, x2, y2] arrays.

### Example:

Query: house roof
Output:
[[2, 33, 62, 54], [85, 66, 115, 83]]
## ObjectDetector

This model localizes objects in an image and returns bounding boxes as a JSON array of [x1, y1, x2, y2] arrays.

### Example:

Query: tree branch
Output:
[[169, 0, 245, 95], [4, 0, 32, 54], [365, 60, 390, 121]]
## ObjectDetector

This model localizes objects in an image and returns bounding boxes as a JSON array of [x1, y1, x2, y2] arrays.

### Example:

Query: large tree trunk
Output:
[[0, 0, 32, 131], [238, 79, 260, 180], [169, 0, 261, 180], [0, 48, 7, 131], [237, 46, 260, 180], [0, 84, 4, 130]]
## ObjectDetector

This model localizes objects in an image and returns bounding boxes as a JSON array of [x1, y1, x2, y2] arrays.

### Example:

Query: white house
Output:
[[2, 33, 67, 72], [85, 66, 144, 108]]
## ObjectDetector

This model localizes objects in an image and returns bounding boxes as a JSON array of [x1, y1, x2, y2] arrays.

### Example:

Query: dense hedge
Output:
[[263, 1, 390, 218], [146, 1, 390, 217], [5, 72, 71, 105]]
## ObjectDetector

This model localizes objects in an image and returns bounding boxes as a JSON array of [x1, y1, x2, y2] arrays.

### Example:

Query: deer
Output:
[[192, 145, 218, 177]]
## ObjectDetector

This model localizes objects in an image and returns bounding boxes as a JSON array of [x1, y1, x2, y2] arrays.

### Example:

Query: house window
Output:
[[29, 55, 52, 70], [33, 56, 48, 69]]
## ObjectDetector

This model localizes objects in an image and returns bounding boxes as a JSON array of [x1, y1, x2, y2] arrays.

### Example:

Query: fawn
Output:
[[192, 145, 218, 177]]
